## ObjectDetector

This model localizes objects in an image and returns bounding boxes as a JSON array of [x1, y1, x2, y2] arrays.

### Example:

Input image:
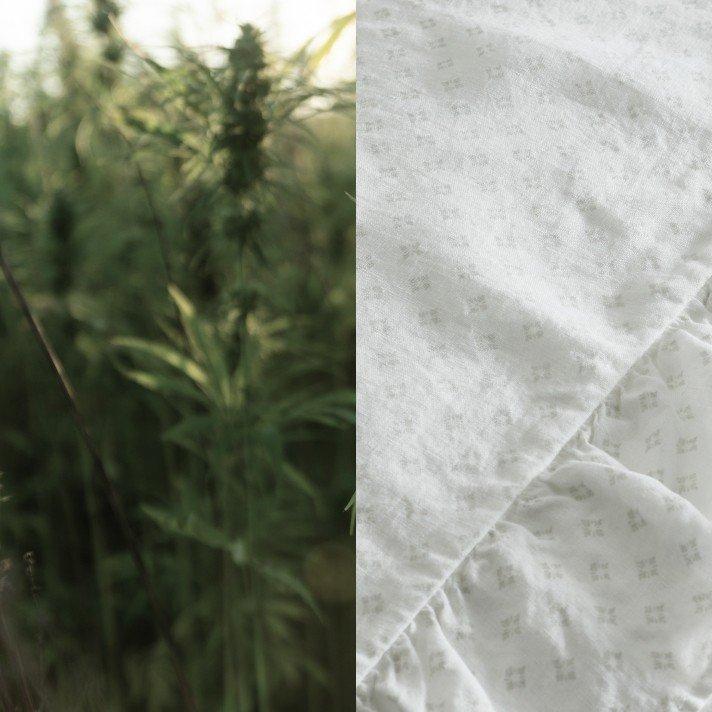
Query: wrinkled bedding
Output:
[[357, 1, 712, 709], [358, 284, 712, 710]]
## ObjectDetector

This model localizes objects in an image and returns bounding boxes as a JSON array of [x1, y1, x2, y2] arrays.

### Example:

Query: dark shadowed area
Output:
[[0, 2, 355, 709]]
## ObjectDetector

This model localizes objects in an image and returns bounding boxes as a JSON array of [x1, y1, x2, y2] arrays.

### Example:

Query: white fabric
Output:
[[357, 0, 712, 708], [358, 284, 712, 710]]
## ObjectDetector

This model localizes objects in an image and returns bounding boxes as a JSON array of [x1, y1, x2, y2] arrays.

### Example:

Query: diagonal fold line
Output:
[[357, 269, 712, 689]]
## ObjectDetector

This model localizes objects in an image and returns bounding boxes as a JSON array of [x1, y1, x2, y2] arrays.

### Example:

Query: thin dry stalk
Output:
[[0, 242, 198, 711]]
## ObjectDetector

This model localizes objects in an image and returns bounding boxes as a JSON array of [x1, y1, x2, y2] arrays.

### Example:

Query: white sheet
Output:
[[358, 283, 712, 709], [357, 0, 712, 707]]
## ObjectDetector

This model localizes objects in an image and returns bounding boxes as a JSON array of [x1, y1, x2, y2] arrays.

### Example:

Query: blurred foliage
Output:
[[0, 2, 354, 710]]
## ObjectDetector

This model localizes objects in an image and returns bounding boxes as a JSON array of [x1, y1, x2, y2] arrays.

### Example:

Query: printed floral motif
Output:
[[357, 1, 712, 709]]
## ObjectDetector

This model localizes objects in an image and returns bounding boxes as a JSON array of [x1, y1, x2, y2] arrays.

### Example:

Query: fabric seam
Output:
[[357, 273, 712, 690]]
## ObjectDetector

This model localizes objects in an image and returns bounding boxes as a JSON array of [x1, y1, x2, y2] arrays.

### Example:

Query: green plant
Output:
[[0, 6, 354, 710], [114, 281, 353, 710]]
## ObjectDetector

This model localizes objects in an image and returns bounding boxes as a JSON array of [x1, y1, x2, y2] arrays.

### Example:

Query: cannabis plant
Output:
[[0, 7, 354, 711]]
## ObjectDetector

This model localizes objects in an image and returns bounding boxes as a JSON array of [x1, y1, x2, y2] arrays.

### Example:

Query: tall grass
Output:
[[0, 4, 354, 710]]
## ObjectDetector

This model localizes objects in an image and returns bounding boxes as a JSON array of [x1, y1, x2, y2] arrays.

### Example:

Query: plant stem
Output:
[[133, 159, 174, 285], [0, 242, 198, 711]]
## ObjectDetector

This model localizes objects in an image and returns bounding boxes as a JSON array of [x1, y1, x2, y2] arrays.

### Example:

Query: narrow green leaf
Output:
[[256, 562, 322, 621], [299, 12, 355, 74], [281, 462, 320, 501], [345, 492, 356, 535], [115, 366, 204, 402], [113, 336, 208, 387]]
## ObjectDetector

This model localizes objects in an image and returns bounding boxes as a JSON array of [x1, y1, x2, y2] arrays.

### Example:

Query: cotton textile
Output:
[[358, 285, 712, 710], [357, 1, 712, 709]]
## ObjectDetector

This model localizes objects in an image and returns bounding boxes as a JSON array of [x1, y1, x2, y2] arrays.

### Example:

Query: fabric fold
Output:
[[357, 0, 712, 697], [358, 278, 712, 709]]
